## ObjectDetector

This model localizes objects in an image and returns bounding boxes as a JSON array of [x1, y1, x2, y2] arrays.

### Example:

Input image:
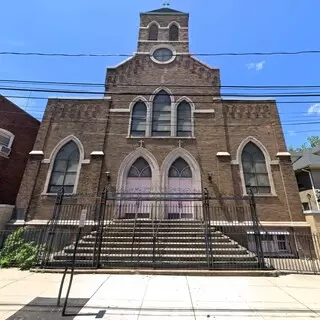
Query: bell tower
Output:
[[137, 7, 189, 54]]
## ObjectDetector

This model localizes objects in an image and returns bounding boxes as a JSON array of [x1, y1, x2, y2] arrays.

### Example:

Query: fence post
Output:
[[248, 189, 265, 269], [40, 187, 64, 267], [203, 188, 212, 269], [94, 187, 107, 268]]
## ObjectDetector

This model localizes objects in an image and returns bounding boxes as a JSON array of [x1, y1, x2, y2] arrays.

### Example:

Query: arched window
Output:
[[48, 141, 80, 193], [148, 24, 159, 40], [130, 102, 147, 136], [177, 101, 192, 137], [169, 25, 179, 41], [152, 90, 171, 136], [169, 158, 192, 178], [241, 142, 271, 194], [128, 157, 151, 177]]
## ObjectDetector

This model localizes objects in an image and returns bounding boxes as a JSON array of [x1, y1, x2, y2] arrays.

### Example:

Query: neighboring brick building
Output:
[[15, 8, 307, 255], [0, 95, 40, 227]]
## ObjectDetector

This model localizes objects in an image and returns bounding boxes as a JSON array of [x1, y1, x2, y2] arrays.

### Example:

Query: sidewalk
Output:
[[0, 269, 320, 319]]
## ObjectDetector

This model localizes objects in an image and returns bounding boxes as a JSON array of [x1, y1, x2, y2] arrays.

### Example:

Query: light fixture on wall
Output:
[[105, 171, 111, 183], [208, 172, 213, 182]]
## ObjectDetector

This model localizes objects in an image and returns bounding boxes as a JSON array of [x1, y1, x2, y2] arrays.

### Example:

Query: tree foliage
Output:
[[0, 228, 39, 270], [289, 136, 320, 152]]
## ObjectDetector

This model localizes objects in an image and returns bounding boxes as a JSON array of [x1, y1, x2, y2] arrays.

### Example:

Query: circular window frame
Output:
[[150, 45, 176, 65]]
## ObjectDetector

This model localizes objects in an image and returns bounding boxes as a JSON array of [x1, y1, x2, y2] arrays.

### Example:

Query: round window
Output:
[[152, 48, 174, 63]]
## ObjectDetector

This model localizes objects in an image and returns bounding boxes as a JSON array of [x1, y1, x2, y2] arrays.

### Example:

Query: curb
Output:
[[30, 268, 280, 277]]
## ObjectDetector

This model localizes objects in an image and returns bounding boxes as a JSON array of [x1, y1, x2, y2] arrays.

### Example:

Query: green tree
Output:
[[289, 136, 320, 152]]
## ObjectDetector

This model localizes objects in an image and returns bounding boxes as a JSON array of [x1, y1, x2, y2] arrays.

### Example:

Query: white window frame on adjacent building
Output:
[[0, 128, 15, 157], [42, 135, 85, 195], [235, 136, 276, 196]]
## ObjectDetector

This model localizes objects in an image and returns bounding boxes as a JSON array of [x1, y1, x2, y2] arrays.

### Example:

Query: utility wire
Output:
[[2, 49, 320, 57], [2, 78, 320, 89], [4, 86, 320, 98], [3, 94, 320, 105]]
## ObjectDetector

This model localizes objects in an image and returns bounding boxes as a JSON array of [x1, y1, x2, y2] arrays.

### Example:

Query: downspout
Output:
[[302, 169, 320, 211]]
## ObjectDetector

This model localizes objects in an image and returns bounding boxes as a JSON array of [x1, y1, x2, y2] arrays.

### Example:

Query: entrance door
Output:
[[167, 158, 193, 219], [123, 157, 152, 219]]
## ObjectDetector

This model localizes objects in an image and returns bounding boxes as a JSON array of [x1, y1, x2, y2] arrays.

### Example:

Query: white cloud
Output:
[[288, 130, 296, 136], [246, 60, 266, 71], [307, 103, 320, 115]]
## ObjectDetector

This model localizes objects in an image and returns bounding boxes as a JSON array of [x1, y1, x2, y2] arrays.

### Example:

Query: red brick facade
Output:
[[0, 96, 40, 205], [15, 8, 304, 227]]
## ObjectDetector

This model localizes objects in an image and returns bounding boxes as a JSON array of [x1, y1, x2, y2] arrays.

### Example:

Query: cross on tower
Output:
[[163, 2, 170, 7], [138, 139, 144, 147]]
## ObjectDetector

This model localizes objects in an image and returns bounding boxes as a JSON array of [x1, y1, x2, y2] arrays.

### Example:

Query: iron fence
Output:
[[1, 187, 320, 274]]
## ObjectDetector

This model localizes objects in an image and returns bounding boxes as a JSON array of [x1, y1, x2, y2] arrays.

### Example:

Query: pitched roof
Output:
[[291, 148, 320, 171], [143, 8, 187, 15]]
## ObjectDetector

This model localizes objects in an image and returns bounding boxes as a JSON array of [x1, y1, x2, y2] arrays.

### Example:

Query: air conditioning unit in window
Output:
[[0, 145, 11, 156]]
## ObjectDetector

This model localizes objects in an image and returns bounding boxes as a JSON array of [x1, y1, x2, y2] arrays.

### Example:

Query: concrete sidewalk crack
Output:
[[185, 276, 196, 320], [137, 276, 151, 319]]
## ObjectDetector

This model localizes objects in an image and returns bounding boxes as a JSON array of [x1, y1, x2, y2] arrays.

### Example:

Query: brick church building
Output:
[[14, 8, 309, 261]]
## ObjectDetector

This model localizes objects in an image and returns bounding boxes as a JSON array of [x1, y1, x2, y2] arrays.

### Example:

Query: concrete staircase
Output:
[[50, 220, 262, 269]]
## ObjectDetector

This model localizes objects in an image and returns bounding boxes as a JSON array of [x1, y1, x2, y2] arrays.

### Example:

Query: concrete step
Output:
[[53, 253, 257, 262], [81, 234, 231, 243], [82, 235, 232, 243], [77, 241, 239, 249], [46, 259, 262, 270], [63, 246, 248, 255]]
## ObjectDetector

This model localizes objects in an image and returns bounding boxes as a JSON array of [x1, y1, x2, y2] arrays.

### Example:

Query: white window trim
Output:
[[42, 135, 85, 195], [149, 87, 175, 137], [116, 147, 161, 192], [128, 96, 150, 137], [140, 26, 188, 30], [146, 21, 161, 28], [235, 136, 276, 196], [150, 44, 177, 64], [167, 21, 182, 29], [174, 96, 195, 137], [0, 128, 15, 148], [139, 40, 189, 43]]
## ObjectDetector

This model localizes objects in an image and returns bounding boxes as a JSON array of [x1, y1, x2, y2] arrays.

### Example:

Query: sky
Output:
[[1, 0, 320, 149]]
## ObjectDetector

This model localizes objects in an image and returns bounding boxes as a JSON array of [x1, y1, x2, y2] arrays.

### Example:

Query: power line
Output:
[[2, 78, 320, 89], [4, 86, 320, 98], [3, 94, 320, 105], [2, 50, 320, 57]]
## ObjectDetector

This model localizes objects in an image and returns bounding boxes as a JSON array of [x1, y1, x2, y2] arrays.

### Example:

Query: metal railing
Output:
[[3, 188, 320, 273]]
